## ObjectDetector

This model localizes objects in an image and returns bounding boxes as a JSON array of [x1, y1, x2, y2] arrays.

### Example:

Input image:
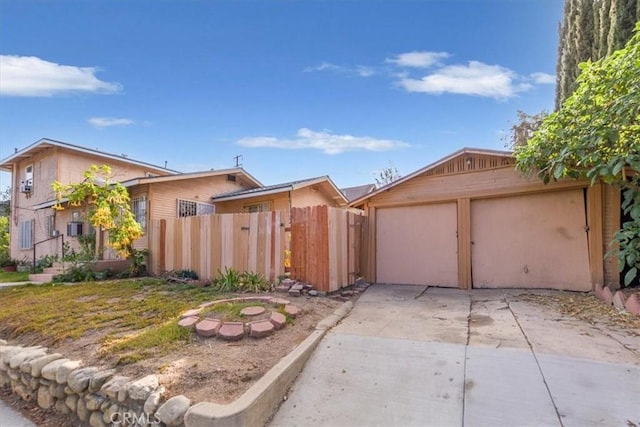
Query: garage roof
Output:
[[349, 147, 514, 207]]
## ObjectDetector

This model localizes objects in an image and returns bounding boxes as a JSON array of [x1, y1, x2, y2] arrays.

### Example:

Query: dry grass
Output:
[[0, 278, 226, 364]]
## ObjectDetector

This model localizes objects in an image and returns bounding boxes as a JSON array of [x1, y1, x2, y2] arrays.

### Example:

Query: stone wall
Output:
[[0, 340, 192, 427]]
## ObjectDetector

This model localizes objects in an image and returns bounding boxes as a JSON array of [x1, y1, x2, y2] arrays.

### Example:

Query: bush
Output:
[[211, 267, 272, 293]]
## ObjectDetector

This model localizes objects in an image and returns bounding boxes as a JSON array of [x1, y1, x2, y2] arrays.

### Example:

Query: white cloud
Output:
[[530, 72, 555, 84], [88, 117, 135, 128], [237, 128, 409, 155], [304, 62, 375, 78], [386, 51, 450, 68], [0, 55, 121, 97], [397, 61, 529, 99]]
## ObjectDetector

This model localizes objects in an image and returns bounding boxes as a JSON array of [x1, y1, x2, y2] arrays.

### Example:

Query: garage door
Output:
[[376, 203, 458, 286], [471, 190, 591, 291]]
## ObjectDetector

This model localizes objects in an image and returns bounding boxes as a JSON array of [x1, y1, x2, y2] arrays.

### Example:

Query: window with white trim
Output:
[[177, 199, 215, 217], [132, 195, 147, 231], [245, 202, 271, 213], [19, 220, 34, 249]]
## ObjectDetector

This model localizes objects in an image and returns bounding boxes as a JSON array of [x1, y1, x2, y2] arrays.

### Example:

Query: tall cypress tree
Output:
[[555, 0, 639, 108]]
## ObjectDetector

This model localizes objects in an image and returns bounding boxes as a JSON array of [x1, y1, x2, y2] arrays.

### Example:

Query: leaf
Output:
[[624, 267, 638, 286]]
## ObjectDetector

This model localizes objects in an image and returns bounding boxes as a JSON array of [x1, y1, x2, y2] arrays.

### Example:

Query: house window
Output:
[[132, 195, 147, 231], [19, 220, 34, 249], [245, 202, 271, 213], [67, 222, 83, 237], [177, 199, 215, 217], [46, 215, 56, 237]]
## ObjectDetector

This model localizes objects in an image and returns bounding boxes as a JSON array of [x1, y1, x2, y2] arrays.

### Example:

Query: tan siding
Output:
[[368, 166, 587, 208], [216, 194, 290, 214], [147, 176, 244, 221], [292, 186, 338, 208]]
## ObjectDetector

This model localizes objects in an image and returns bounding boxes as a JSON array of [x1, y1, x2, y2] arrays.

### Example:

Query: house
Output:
[[340, 183, 376, 206], [212, 176, 349, 222], [0, 138, 348, 268], [0, 138, 178, 264], [351, 147, 620, 292]]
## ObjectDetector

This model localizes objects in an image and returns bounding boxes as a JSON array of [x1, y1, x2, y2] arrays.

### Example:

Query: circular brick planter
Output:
[[178, 297, 300, 341]]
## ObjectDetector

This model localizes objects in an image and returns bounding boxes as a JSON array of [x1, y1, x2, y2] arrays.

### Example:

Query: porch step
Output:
[[28, 273, 55, 283], [43, 266, 65, 275]]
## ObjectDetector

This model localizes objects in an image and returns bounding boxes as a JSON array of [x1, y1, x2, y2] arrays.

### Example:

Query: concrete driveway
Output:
[[270, 285, 640, 427]]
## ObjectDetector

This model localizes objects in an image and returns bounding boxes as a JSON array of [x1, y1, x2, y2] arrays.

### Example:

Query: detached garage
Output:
[[353, 148, 618, 291]]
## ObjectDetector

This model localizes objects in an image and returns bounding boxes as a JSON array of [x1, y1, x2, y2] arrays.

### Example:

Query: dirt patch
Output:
[[1, 293, 351, 426]]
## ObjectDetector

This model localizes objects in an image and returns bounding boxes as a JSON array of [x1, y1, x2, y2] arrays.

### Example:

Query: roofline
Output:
[[121, 168, 263, 188], [212, 175, 348, 205], [349, 147, 514, 206], [0, 138, 182, 174]]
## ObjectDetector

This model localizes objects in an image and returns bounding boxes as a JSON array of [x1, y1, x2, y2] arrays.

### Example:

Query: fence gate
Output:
[[290, 205, 364, 292]]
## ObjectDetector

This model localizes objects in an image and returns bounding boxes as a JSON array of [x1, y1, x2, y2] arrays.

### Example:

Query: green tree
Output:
[[52, 165, 142, 258], [0, 216, 9, 265], [516, 23, 640, 285], [0, 186, 10, 217]]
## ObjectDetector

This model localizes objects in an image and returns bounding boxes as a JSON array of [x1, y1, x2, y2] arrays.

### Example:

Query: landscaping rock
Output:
[[89, 410, 107, 427], [281, 279, 296, 287], [249, 319, 275, 338], [86, 393, 106, 411], [594, 282, 604, 299], [66, 394, 79, 412], [68, 367, 99, 393], [218, 322, 245, 341], [37, 386, 54, 409], [89, 369, 116, 393], [127, 375, 159, 401], [270, 297, 290, 305], [270, 312, 287, 330], [9, 348, 47, 369], [602, 286, 614, 305], [1, 346, 39, 369], [144, 386, 165, 414], [284, 304, 300, 318], [308, 290, 318, 297], [178, 316, 200, 328], [56, 360, 82, 384], [28, 353, 63, 377], [195, 318, 222, 337], [0, 339, 6, 345], [103, 404, 120, 425], [12, 381, 33, 401], [155, 395, 192, 427], [291, 283, 304, 291], [613, 291, 627, 311], [76, 396, 90, 422], [275, 284, 290, 293], [50, 383, 66, 399], [41, 358, 70, 381], [241, 306, 266, 316], [341, 290, 355, 297], [55, 398, 71, 415], [101, 375, 130, 399], [288, 289, 301, 297], [625, 293, 640, 315]]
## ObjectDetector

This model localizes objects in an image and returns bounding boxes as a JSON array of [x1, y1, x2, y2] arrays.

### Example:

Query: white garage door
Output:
[[471, 190, 591, 291], [376, 203, 458, 286]]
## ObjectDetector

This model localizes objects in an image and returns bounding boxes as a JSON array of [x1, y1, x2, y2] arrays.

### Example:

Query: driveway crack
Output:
[[505, 295, 565, 427], [462, 295, 472, 426]]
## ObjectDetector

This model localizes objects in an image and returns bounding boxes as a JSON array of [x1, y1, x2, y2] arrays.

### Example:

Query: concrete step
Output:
[[43, 266, 65, 274], [28, 273, 55, 283]]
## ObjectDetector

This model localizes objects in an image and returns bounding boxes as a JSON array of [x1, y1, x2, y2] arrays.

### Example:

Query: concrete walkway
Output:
[[0, 399, 36, 427], [270, 285, 640, 427]]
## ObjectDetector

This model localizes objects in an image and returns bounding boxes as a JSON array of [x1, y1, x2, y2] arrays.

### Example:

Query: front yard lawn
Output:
[[0, 278, 215, 363], [0, 271, 29, 283]]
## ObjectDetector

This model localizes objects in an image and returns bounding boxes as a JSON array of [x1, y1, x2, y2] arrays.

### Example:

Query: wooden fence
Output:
[[148, 211, 285, 281], [290, 205, 365, 292], [148, 206, 364, 291]]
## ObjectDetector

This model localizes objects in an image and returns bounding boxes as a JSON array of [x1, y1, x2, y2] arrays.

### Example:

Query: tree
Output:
[[556, 0, 640, 108], [503, 110, 549, 150], [516, 22, 640, 285], [0, 186, 10, 217], [52, 165, 143, 258], [374, 162, 401, 188]]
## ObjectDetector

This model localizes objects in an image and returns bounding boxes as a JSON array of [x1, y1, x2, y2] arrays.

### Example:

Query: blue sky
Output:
[[0, 0, 562, 190]]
